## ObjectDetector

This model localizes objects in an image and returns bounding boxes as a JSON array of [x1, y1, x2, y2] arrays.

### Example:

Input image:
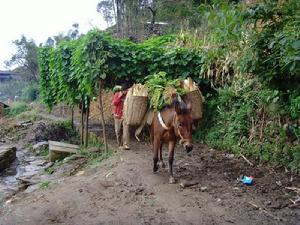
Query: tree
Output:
[[50, 23, 81, 46], [45, 37, 55, 47], [97, 0, 115, 27], [5, 35, 39, 81], [67, 23, 80, 40], [96, 0, 204, 39]]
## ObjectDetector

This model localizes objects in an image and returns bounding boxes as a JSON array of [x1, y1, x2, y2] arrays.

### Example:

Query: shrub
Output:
[[195, 77, 300, 171], [5, 102, 30, 117], [21, 83, 39, 102]]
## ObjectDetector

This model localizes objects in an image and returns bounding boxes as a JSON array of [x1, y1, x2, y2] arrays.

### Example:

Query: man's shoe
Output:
[[123, 144, 130, 150]]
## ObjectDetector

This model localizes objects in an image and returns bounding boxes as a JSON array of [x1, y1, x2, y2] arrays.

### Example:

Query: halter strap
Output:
[[158, 112, 170, 130], [157, 111, 192, 144], [173, 114, 193, 144]]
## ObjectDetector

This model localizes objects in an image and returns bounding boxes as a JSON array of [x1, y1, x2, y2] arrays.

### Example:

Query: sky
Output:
[[0, 0, 107, 70]]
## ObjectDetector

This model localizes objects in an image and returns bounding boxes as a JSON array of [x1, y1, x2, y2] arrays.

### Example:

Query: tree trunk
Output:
[[116, 0, 121, 37], [71, 106, 74, 129], [113, 0, 118, 34], [84, 107, 89, 148], [80, 104, 84, 145], [148, 6, 157, 35], [98, 80, 108, 152]]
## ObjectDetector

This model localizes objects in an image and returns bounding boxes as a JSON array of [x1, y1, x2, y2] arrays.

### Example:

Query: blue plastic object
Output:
[[240, 175, 254, 185]]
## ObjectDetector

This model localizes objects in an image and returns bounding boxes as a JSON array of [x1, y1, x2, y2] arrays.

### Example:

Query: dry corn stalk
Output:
[[182, 77, 198, 91], [182, 77, 205, 103], [132, 84, 148, 97]]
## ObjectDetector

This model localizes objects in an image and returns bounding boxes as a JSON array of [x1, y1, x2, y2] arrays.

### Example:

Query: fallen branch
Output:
[[240, 153, 254, 166], [289, 198, 300, 205], [17, 120, 33, 127], [179, 180, 199, 188], [285, 187, 300, 194], [248, 202, 282, 221], [289, 204, 300, 209]]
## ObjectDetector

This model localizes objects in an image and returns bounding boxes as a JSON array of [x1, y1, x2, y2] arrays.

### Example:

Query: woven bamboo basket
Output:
[[125, 96, 148, 126], [183, 89, 203, 120]]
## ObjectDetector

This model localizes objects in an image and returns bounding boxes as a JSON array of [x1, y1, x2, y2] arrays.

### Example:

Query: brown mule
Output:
[[150, 99, 193, 184]]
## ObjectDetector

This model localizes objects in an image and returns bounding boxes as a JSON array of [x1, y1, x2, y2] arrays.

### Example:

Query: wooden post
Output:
[[98, 80, 108, 152]]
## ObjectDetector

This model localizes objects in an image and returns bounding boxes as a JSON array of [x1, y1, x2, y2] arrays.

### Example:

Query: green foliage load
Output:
[[145, 71, 186, 111]]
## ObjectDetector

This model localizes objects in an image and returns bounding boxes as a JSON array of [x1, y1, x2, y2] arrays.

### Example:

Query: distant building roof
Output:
[[0, 101, 9, 108], [0, 71, 17, 81]]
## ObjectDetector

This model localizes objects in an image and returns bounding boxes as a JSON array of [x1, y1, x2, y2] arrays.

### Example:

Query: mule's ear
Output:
[[187, 101, 192, 112], [175, 101, 181, 114]]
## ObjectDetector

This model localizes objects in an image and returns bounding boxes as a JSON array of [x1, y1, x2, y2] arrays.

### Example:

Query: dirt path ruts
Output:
[[0, 138, 299, 225]]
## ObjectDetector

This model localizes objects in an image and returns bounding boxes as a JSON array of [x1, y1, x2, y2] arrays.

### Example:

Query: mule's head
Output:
[[174, 100, 193, 153]]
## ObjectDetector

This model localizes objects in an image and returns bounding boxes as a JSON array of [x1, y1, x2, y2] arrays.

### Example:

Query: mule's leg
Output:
[[168, 141, 176, 184], [159, 142, 166, 168], [153, 137, 160, 173]]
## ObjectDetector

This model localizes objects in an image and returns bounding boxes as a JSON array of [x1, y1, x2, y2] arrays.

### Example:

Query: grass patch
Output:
[[79, 134, 113, 166], [39, 180, 51, 189], [86, 151, 113, 166], [5, 102, 30, 117], [37, 146, 49, 157], [87, 133, 104, 149], [15, 109, 43, 121], [44, 167, 55, 175], [24, 143, 33, 151]]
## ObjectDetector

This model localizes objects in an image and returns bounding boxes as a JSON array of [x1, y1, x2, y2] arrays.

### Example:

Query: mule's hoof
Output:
[[169, 177, 176, 184]]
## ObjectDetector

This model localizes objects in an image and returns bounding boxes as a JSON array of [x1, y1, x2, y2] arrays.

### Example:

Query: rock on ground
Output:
[[0, 146, 16, 172]]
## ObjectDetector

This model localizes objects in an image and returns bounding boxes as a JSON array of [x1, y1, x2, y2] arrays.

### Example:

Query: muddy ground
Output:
[[0, 122, 299, 225]]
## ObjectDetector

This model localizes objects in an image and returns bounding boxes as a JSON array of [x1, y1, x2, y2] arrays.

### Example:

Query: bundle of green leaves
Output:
[[145, 71, 186, 111]]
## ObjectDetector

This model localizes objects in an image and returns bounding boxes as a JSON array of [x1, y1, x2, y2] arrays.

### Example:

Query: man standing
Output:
[[112, 85, 124, 147], [112, 85, 130, 150]]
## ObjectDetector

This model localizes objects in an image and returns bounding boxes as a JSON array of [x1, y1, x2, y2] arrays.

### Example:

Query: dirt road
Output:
[[1, 135, 299, 225]]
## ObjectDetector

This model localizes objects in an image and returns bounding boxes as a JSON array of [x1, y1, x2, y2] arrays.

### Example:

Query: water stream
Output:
[[0, 148, 50, 197]]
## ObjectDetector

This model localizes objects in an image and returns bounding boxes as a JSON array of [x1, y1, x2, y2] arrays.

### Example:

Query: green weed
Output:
[[39, 180, 51, 189], [5, 102, 30, 117]]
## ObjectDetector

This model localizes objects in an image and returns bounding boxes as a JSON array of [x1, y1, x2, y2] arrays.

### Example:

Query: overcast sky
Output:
[[0, 0, 106, 70]]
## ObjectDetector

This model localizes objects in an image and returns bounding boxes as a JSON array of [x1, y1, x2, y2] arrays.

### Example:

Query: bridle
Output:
[[158, 111, 192, 145]]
